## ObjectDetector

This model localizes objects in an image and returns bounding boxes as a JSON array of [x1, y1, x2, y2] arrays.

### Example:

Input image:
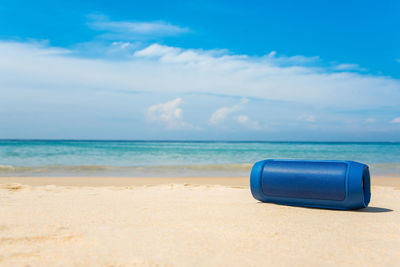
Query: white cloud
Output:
[[134, 43, 231, 65], [147, 98, 194, 129], [88, 14, 188, 39], [264, 50, 319, 65], [110, 41, 137, 51], [132, 44, 400, 109], [390, 117, 400, 123], [235, 115, 263, 130], [334, 63, 366, 72], [297, 114, 316, 123], [134, 43, 178, 57], [208, 98, 248, 124], [1, 41, 400, 112]]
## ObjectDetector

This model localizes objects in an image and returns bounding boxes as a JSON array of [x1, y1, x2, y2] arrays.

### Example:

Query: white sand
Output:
[[0, 177, 399, 266]]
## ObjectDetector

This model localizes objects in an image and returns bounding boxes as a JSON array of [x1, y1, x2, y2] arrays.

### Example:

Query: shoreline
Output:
[[0, 176, 399, 188]]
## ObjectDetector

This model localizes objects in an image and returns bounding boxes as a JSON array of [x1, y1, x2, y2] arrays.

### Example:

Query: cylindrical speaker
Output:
[[250, 160, 371, 210]]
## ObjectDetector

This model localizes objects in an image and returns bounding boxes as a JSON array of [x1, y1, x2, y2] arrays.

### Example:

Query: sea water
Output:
[[0, 140, 399, 177]]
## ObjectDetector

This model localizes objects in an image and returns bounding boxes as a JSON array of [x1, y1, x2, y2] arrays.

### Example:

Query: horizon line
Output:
[[0, 139, 399, 144]]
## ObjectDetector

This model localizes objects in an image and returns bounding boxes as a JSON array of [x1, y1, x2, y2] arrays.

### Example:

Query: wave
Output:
[[0, 165, 35, 172], [0, 163, 253, 177], [1, 163, 399, 177], [0, 165, 17, 172]]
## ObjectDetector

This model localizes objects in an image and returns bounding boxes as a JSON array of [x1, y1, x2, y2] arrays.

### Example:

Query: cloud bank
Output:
[[1, 41, 399, 111], [0, 40, 399, 139]]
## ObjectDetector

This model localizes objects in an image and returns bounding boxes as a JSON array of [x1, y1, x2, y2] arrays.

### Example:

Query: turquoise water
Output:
[[0, 140, 399, 177]]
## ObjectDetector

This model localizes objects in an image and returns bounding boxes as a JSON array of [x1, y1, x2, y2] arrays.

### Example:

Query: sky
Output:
[[0, 0, 399, 141]]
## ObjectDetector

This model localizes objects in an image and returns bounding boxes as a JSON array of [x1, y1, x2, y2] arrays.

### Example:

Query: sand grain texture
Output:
[[0, 179, 399, 266]]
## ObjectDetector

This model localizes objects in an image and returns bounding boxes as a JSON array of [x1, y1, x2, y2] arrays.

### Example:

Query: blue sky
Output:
[[0, 0, 399, 140]]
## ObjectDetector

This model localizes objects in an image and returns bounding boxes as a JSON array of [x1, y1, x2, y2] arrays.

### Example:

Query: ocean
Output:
[[0, 140, 399, 177]]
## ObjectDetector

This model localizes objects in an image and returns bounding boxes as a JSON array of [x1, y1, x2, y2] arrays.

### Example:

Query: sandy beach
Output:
[[0, 176, 399, 266]]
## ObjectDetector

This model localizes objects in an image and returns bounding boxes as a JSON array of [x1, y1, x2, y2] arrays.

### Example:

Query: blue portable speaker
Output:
[[250, 159, 371, 210]]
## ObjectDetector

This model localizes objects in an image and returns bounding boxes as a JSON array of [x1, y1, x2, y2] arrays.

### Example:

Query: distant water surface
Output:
[[0, 140, 399, 177]]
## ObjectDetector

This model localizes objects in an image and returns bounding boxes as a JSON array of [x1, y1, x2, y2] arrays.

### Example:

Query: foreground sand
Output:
[[0, 177, 399, 266]]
